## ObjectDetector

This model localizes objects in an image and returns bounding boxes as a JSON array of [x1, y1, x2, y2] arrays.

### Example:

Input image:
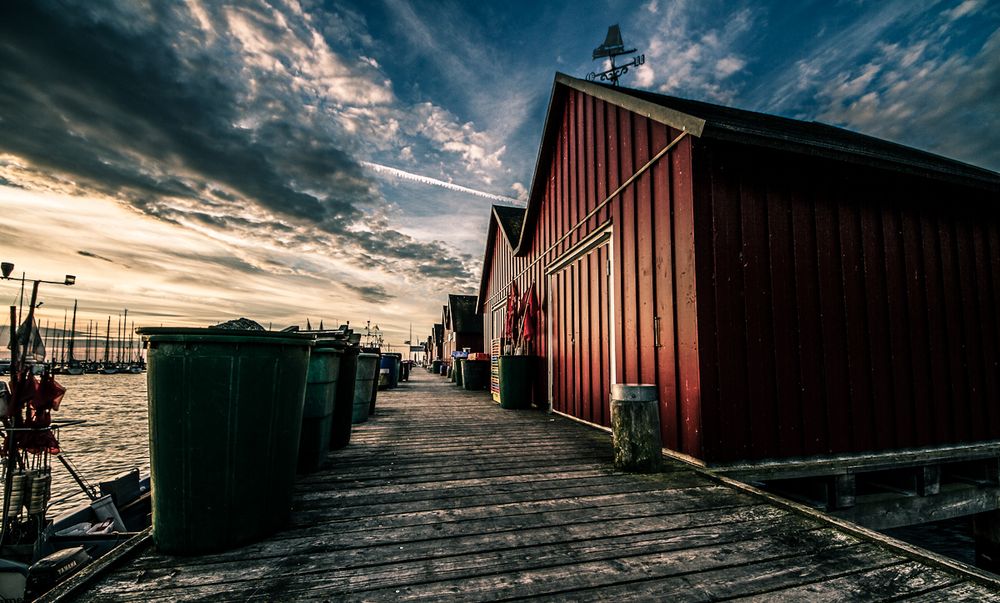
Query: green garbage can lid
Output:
[[312, 347, 343, 355], [137, 327, 316, 346]]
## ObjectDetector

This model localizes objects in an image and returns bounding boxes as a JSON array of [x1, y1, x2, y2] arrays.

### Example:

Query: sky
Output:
[[0, 0, 997, 348]]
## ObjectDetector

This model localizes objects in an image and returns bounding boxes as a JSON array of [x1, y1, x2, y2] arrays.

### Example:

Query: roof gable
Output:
[[475, 204, 526, 310], [494, 205, 525, 247], [448, 294, 482, 334]]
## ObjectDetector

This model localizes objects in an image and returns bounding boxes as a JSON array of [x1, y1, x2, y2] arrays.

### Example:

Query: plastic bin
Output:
[[298, 347, 341, 473], [454, 358, 465, 387], [330, 343, 359, 449], [353, 353, 378, 423], [139, 327, 314, 554], [498, 355, 533, 409], [462, 359, 489, 390], [368, 353, 381, 415], [379, 355, 398, 389]]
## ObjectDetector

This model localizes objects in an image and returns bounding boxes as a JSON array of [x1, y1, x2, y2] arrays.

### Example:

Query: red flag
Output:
[[521, 283, 539, 343], [503, 281, 520, 342]]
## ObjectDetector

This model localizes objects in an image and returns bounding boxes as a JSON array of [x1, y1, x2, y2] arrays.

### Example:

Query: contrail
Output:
[[361, 161, 523, 205]]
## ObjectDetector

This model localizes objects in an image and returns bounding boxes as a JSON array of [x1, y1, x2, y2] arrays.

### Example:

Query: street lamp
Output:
[[1, 261, 76, 371]]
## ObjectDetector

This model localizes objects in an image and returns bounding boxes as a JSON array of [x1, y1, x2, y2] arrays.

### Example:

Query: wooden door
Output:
[[548, 241, 613, 426]]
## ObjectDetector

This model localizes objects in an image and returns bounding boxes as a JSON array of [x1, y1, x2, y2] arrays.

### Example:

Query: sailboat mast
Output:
[[67, 300, 78, 363], [104, 316, 111, 363], [121, 309, 128, 363], [60, 309, 68, 365]]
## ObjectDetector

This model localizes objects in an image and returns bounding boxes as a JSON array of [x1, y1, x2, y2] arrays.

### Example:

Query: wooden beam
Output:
[[832, 485, 1000, 530]]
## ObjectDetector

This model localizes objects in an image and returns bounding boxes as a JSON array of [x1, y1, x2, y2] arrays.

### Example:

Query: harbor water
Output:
[[40, 373, 150, 516]]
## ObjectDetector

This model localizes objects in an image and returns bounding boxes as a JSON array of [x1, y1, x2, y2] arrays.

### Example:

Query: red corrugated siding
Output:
[[481, 89, 702, 452], [693, 139, 1000, 462]]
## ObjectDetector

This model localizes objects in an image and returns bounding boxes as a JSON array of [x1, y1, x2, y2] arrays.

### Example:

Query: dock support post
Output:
[[974, 509, 1000, 573], [917, 466, 941, 496], [611, 384, 661, 473], [828, 474, 856, 510]]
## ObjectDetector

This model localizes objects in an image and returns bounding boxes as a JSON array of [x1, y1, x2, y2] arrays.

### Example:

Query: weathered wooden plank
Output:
[[292, 476, 712, 520], [558, 542, 892, 602], [727, 561, 959, 602], [899, 581, 1000, 602], [333, 529, 864, 602], [89, 506, 796, 599]]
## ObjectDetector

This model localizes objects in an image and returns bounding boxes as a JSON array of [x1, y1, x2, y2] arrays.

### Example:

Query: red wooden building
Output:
[[478, 72, 1000, 466], [443, 294, 484, 362], [429, 323, 444, 361]]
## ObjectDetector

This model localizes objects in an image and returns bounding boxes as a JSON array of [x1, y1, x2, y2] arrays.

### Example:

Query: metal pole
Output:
[[1, 306, 20, 544]]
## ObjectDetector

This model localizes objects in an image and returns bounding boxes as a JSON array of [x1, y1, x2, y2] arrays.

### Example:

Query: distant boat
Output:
[[97, 364, 117, 375]]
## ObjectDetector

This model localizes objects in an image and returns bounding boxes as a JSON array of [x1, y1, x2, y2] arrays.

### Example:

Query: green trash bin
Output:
[[353, 353, 378, 423], [367, 352, 381, 415], [498, 355, 533, 409], [331, 344, 359, 449], [139, 327, 314, 555], [454, 358, 465, 387], [298, 347, 341, 473], [463, 359, 489, 390]]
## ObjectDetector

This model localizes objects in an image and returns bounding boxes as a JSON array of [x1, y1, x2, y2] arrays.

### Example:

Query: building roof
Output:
[[433, 323, 443, 343], [475, 204, 527, 311], [510, 72, 1000, 255], [447, 294, 482, 334], [494, 205, 526, 248]]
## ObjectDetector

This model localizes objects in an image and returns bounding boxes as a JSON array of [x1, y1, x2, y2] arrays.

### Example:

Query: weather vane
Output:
[[587, 24, 645, 86]]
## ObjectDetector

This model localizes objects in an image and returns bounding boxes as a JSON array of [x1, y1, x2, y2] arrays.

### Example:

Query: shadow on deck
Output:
[[62, 370, 1000, 601]]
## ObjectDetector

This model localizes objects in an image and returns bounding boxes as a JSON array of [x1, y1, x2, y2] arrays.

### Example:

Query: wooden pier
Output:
[[57, 371, 1000, 601]]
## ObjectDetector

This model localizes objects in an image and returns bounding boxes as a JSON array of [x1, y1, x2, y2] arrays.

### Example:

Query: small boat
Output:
[[0, 469, 151, 601], [1, 287, 151, 600]]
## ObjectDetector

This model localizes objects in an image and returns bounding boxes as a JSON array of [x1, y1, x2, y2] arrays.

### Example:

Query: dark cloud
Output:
[[342, 282, 394, 303], [0, 1, 474, 284], [76, 250, 119, 265]]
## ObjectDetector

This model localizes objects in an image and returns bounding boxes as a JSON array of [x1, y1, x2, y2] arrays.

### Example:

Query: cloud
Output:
[[76, 251, 119, 265], [630, 1, 763, 103], [0, 0, 488, 289], [343, 282, 393, 303], [812, 9, 1000, 170]]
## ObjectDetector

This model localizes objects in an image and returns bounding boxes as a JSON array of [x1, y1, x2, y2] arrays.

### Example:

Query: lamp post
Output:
[[1, 262, 75, 375]]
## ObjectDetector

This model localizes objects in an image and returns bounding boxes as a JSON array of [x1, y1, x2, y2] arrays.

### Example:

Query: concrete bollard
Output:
[[611, 384, 662, 473]]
